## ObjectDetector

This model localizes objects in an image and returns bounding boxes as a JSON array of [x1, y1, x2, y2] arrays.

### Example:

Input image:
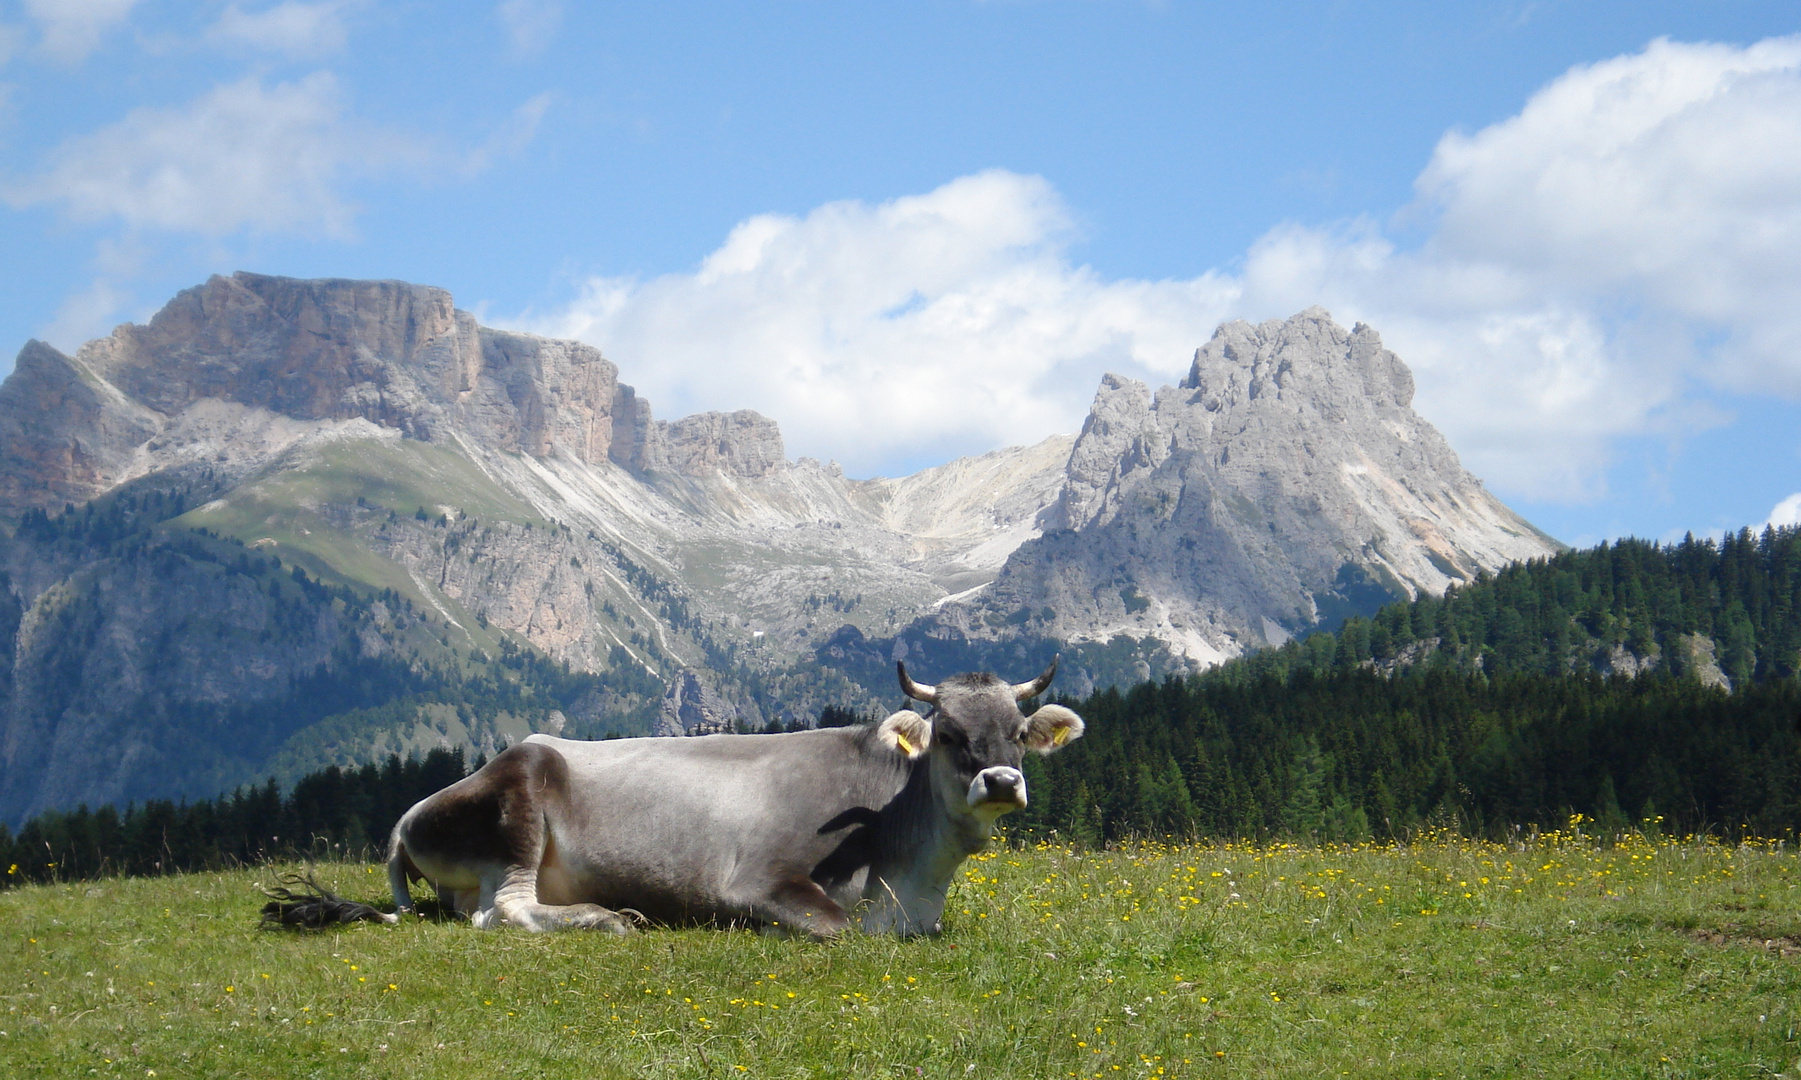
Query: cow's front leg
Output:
[[432, 883, 480, 920], [749, 877, 852, 940]]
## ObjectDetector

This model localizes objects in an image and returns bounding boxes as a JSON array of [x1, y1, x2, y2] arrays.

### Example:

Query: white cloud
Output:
[[497, 0, 562, 57], [521, 171, 1237, 475], [2, 73, 422, 238], [1768, 493, 1801, 529], [7, 68, 541, 353], [522, 36, 1801, 496], [32, 236, 155, 352], [525, 36, 1801, 493], [1418, 37, 1801, 380], [207, 2, 349, 59], [39, 276, 132, 354], [23, 0, 139, 62], [1229, 35, 1801, 500]]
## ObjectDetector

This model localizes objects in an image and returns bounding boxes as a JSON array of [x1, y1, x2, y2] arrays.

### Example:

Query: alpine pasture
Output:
[[3, 827, 1797, 1078]]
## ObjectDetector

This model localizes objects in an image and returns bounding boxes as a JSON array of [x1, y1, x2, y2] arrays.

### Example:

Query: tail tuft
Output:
[[259, 870, 399, 929]]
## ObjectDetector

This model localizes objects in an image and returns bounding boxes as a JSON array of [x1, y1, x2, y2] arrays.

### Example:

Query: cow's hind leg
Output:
[[475, 744, 634, 935], [488, 864, 634, 934]]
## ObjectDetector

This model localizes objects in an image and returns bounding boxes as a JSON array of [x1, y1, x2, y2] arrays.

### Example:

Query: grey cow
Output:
[[385, 660, 1085, 937]]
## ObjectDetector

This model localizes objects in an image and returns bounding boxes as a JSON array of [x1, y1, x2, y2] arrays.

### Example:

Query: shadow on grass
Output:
[[1602, 908, 1801, 957]]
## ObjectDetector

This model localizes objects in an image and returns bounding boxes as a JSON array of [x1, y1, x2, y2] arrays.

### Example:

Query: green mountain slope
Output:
[[0, 479, 664, 825], [1240, 527, 1801, 686]]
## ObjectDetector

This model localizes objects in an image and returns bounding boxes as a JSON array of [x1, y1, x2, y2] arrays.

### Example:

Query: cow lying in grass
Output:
[[383, 660, 1084, 937]]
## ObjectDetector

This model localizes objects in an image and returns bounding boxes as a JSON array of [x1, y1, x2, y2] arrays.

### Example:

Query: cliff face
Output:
[[0, 340, 162, 512], [0, 273, 788, 513], [929, 309, 1561, 663], [0, 277, 1560, 821]]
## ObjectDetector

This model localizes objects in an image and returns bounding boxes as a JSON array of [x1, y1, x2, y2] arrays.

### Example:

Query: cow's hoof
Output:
[[551, 903, 635, 934]]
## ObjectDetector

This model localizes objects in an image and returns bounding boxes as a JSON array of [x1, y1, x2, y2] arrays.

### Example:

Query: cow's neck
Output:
[[860, 756, 1002, 936]]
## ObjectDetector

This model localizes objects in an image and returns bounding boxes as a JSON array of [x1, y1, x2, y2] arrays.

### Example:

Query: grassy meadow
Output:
[[2, 826, 1798, 1079]]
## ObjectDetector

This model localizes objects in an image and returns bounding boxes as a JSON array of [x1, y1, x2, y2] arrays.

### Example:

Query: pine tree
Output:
[[1280, 740, 1326, 839]]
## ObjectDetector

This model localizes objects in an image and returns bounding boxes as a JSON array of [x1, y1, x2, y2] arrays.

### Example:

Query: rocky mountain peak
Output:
[[1184, 308, 1414, 414], [79, 273, 466, 428], [941, 308, 1560, 663], [0, 339, 162, 513], [0, 273, 789, 516]]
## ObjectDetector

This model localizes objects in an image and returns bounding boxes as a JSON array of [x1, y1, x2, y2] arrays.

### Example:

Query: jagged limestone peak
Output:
[[1184, 308, 1414, 414], [938, 308, 1560, 664]]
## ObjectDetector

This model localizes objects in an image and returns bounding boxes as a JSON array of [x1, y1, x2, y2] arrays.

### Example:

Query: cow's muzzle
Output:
[[967, 766, 1027, 810]]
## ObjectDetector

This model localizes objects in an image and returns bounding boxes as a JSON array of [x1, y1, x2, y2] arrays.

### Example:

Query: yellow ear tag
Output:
[[1052, 725, 1070, 747], [895, 732, 914, 756]]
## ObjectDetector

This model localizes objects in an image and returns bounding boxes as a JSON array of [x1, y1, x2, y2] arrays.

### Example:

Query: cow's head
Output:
[[878, 659, 1085, 819]]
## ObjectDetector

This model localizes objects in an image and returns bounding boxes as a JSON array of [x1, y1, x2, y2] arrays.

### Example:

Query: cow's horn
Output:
[[897, 661, 937, 704], [1012, 656, 1059, 701]]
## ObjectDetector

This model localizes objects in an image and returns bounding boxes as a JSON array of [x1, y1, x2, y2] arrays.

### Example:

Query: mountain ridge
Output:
[[0, 273, 1561, 819]]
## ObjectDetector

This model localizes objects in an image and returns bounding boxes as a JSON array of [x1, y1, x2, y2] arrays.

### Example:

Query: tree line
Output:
[[7, 525, 1801, 888], [0, 750, 469, 887], [1012, 666, 1801, 846], [1245, 526, 1801, 686]]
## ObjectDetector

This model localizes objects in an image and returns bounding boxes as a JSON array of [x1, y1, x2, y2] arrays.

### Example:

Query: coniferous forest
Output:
[[1009, 526, 1801, 845], [0, 750, 471, 886], [6, 526, 1801, 886]]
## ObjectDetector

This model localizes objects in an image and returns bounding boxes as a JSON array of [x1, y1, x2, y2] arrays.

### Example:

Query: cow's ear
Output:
[[876, 710, 932, 760], [1023, 704, 1084, 755]]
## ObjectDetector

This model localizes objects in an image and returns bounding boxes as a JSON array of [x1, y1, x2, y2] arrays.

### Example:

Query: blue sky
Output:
[[3, 2, 1801, 548]]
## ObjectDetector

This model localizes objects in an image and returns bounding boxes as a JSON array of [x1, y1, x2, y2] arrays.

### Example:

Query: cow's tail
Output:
[[387, 824, 417, 916], [259, 870, 399, 929]]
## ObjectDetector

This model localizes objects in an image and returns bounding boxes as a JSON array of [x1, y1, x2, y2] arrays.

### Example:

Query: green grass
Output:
[[3, 830, 1797, 1078], [171, 438, 548, 615]]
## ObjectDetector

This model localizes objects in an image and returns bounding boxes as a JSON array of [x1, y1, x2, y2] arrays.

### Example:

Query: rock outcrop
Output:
[[932, 309, 1562, 662], [0, 340, 162, 512], [0, 273, 789, 512]]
